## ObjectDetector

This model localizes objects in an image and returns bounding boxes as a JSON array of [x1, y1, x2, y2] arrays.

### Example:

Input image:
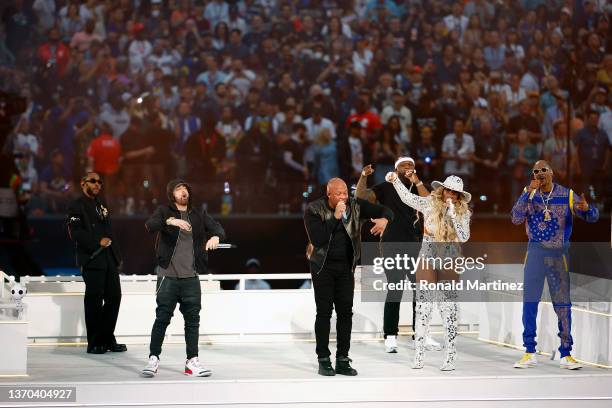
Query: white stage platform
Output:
[[1, 335, 611, 408]]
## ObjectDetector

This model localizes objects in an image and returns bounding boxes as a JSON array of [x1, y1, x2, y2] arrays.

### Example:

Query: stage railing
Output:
[[19, 273, 313, 291]]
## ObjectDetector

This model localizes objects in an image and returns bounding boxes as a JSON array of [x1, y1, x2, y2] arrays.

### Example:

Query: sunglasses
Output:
[[532, 168, 549, 175], [85, 178, 103, 185]]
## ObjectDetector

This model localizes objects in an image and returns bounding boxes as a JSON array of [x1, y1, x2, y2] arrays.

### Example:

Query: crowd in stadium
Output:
[[1, 0, 610, 215]]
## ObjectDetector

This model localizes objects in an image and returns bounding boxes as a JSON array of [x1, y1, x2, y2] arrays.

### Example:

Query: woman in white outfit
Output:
[[385, 171, 471, 371]]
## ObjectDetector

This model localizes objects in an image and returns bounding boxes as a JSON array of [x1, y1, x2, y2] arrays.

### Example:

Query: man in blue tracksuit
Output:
[[511, 160, 599, 370]]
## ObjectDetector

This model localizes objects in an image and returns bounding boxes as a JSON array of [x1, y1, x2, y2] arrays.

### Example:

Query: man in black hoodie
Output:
[[141, 179, 226, 378]]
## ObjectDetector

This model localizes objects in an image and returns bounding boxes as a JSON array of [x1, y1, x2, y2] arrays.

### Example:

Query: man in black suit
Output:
[[67, 171, 126, 354]]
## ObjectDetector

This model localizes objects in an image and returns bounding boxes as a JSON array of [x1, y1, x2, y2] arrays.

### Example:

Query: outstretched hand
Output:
[[370, 218, 388, 236], [576, 193, 589, 212]]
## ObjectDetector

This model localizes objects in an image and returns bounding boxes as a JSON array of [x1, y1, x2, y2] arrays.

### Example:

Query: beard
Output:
[[86, 186, 98, 197], [399, 173, 411, 185], [175, 195, 189, 206]]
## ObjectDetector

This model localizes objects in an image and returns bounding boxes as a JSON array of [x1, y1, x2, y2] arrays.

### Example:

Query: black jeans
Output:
[[383, 268, 416, 338], [82, 260, 121, 348], [149, 276, 201, 360], [312, 260, 354, 359]]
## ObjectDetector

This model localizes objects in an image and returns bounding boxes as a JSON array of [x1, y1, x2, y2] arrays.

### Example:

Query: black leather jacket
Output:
[[304, 197, 393, 274]]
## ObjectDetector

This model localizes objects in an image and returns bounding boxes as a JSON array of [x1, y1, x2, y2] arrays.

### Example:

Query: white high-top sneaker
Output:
[[384, 335, 398, 353], [141, 355, 159, 378], [184, 357, 212, 377]]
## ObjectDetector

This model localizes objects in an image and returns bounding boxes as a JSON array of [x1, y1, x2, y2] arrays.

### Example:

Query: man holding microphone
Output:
[[511, 160, 598, 370], [304, 178, 394, 376], [141, 179, 225, 378], [356, 157, 440, 353]]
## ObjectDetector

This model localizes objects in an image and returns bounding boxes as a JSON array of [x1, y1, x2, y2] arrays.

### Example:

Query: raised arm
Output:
[[511, 187, 531, 225], [304, 204, 341, 247], [355, 164, 377, 203], [386, 172, 430, 213]]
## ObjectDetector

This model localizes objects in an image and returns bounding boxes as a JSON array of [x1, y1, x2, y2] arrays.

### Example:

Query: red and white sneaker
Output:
[[184, 357, 212, 377], [141, 355, 159, 378]]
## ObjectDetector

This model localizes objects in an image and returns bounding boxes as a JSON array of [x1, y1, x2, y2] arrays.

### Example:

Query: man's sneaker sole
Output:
[[141, 369, 157, 378], [560, 364, 582, 370], [385, 347, 398, 353], [184, 368, 212, 377], [513, 362, 537, 369]]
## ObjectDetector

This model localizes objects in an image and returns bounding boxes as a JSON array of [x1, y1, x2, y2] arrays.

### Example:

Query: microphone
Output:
[[445, 198, 455, 217], [341, 200, 349, 221], [529, 187, 537, 201]]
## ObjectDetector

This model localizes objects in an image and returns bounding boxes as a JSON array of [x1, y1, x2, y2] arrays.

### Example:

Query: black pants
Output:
[[149, 276, 201, 360], [383, 268, 416, 338], [82, 261, 121, 348], [312, 260, 354, 359]]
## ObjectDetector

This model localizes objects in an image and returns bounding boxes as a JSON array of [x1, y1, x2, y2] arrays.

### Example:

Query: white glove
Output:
[[385, 172, 398, 183]]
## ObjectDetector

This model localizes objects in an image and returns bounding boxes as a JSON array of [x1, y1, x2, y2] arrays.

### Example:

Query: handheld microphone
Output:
[[528, 188, 537, 201], [445, 198, 454, 217]]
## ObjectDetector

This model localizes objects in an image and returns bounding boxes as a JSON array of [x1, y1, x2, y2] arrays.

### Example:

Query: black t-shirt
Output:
[[371, 181, 422, 242], [326, 206, 353, 262]]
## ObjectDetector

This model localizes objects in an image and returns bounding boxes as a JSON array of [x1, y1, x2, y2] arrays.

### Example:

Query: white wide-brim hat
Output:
[[431, 175, 471, 203]]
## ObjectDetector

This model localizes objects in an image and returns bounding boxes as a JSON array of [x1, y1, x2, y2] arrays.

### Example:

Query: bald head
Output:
[[327, 178, 348, 209], [327, 178, 347, 193]]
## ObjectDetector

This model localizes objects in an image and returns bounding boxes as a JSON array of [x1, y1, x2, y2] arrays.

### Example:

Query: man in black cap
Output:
[[141, 179, 225, 378], [66, 171, 125, 354]]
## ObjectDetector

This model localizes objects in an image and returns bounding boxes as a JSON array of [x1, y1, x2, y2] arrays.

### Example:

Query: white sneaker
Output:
[[141, 355, 159, 378], [384, 336, 398, 353], [440, 361, 455, 371], [425, 336, 442, 351], [184, 357, 212, 377], [513, 353, 538, 368], [560, 356, 583, 370]]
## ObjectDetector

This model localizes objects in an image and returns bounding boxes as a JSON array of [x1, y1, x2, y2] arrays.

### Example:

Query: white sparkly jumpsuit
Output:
[[390, 178, 471, 370]]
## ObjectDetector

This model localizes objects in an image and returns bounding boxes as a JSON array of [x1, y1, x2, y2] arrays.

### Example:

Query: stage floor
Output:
[[1, 335, 611, 407]]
